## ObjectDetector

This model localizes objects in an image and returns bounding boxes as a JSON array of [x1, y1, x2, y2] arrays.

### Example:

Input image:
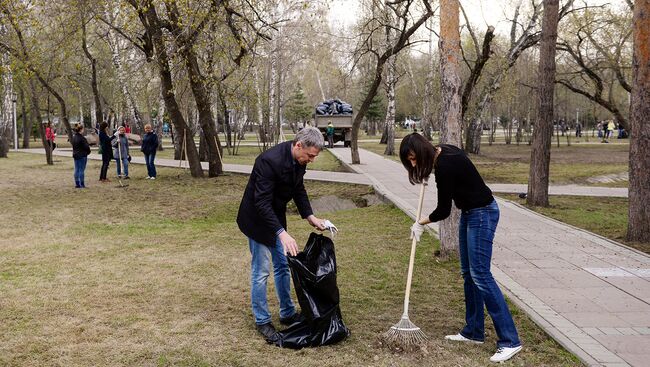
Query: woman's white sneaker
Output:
[[490, 346, 522, 363], [444, 333, 484, 344]]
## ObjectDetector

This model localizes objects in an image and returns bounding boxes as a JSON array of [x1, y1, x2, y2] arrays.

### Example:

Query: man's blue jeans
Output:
[[249, 237, 296, 325], [144, 153, 156, 177], [115, 158, 129, 177], [73, 157, 87, 186], [459, 200, 521, 348]]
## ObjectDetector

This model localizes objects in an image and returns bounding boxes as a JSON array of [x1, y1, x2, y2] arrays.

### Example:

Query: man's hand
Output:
[[307, 215, 326, 231], [278, 230, 298, 256]]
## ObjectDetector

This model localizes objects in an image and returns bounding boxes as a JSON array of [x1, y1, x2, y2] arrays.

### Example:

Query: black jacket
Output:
[[237, 141, 314, 246], [71, 132, 91, 159], [141, 132, 158, 155], [99, 130, 114, 159], [428, 144, 494, 222]]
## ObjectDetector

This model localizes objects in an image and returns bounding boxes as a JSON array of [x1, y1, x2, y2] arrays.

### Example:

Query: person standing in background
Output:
[[71, 123, 91, 188], [98, 122, 113, 182], [141, 124, 158, 180]]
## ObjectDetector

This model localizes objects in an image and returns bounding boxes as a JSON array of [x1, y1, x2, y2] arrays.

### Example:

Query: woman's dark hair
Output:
[[73, 123, 84, 133], [99, 122, 108, 131], [399, 133, 435, 184]]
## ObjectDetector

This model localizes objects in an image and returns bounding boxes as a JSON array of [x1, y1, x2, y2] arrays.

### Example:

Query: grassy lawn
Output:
[[497, 194, 649, 254], [0, 153, 579, 366], [360, 141, 629, 187]]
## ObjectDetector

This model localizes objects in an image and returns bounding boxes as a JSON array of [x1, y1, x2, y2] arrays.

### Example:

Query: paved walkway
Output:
[[16, 149, 371, 185], [327, 148, 649, 367]]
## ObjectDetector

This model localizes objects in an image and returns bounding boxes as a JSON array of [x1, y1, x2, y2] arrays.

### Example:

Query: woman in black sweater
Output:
[[71, 123, 91, 188], [399, 133, 522, 363]]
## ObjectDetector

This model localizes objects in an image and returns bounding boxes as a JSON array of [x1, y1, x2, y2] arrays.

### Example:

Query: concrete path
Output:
[[327, 147, 649, 367], [15, 149, 371, 186]]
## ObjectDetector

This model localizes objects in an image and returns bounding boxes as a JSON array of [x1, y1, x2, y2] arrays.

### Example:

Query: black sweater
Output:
[[141, 132, 158, 155], [71, 132, 91, 159], [428, 144, 493, 222]]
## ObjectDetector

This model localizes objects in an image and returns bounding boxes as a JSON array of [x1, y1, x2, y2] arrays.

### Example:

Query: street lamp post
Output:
[[12, 92, 17, 150]]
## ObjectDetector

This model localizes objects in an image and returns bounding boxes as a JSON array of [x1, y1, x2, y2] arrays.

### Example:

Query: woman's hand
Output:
[[410, 222, 424, 242]]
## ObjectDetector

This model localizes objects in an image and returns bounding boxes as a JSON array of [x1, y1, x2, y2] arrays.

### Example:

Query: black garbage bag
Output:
[[274, 233, 350, 349]]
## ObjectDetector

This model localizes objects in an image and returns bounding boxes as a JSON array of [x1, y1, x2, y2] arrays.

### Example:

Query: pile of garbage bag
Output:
[[315, 99, 353, 116], [274, 233, 350, 349]]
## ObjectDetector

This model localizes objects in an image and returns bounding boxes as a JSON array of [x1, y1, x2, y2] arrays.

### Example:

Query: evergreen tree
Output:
[[286, 84, 312, 129]]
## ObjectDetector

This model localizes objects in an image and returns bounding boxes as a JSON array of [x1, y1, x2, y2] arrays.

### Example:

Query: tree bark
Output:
[[527, 0, 560, 207], [166, 1, 223, 176], [20, 88, 30, 148], [383, 18, 397, 156], [30, 81, 52, 165], [438, 0, 463, 258], [628, 0, 650, 243], [81, 19, 103, 128], [135, 0, 203, 177]]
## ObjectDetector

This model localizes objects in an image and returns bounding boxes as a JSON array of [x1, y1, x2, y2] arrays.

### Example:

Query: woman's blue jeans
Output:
[[115, 158, 129, 177], [73, 157, 87, 186], [459, 200, 521, 348], [249, 237, 296, 325], [144, 153, 156, 177]]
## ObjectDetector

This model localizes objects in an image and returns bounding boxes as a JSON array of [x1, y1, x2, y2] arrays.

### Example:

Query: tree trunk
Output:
[[30, 81, 52, 165], [527, 0, 560, 207], [105, 7, 143, 134], [20, 89, 30, 148], [82, 20, 103, 129], [422, 20, 434, 140], [383, 25, 397, 155], [627, 0, 650, 243], [438, 0, 462, 259], [157, 89, 165, 151], [166, 2, 223, 176], [139, 0, 203, 177]]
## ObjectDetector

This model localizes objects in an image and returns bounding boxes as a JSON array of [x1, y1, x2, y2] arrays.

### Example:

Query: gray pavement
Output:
[[327, 147, 648, 367], [15, 149, 371, 186]]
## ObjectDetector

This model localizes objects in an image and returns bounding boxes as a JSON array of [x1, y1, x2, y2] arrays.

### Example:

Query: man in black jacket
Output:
[[237, 127, 327, 342]]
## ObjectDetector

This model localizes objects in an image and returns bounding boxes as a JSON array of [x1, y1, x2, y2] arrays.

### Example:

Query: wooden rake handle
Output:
[[402, 181, 427, 317]]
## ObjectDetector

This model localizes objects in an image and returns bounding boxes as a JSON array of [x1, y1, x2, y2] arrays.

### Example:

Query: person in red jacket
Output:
[[45, 121, 56, 150]]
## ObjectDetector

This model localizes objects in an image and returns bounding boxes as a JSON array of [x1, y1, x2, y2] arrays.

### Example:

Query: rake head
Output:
[[382, 314, 427, 347]]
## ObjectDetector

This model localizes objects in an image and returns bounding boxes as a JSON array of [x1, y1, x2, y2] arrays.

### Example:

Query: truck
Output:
[[313, 98, 354, 147], [314, 114, 353, 147]]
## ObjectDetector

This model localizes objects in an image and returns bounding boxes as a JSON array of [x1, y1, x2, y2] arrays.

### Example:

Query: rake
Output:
[[383, 181, 427, 347]]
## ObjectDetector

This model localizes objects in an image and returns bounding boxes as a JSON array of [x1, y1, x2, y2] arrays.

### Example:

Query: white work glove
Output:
[[323, 219, 338, 235], [410, 222, 424, 242]]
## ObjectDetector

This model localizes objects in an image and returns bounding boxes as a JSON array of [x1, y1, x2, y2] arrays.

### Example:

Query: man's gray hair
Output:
[[294, 126, 325, 150]]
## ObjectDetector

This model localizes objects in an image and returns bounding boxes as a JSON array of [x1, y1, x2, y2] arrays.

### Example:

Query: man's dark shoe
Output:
[[256, 322, 278, 342], [280, 312, 305, 326]]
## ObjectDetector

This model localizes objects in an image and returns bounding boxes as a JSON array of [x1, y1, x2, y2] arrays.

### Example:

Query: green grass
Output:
[[497, 194, 648, 254], [0, 153, 580, 366], [360, 141, 629, 187]]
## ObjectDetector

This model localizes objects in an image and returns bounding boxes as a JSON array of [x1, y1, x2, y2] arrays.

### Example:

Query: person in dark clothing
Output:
[[71, 123, 91, 188], [237, 127, 328, 342], [399, 133, 522, 363], [98, 122, 113, 182], [141, 123, 158, 179]]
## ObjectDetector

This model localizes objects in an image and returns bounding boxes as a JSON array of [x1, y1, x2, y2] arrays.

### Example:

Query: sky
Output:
[[327, 0, 616, 36]]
